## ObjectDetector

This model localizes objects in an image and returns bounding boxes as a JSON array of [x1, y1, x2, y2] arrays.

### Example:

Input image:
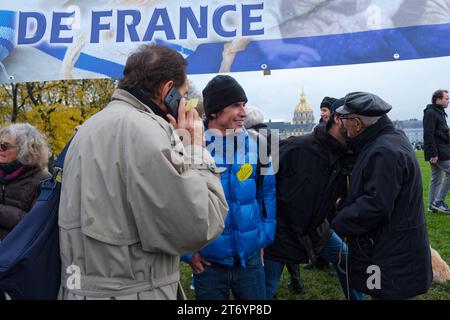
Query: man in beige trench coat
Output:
[[58, 44, 228, 300]]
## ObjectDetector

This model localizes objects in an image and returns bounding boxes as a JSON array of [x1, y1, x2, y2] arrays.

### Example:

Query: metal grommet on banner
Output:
[[261, 63, 271, 76], [0, 62, 14, 82]]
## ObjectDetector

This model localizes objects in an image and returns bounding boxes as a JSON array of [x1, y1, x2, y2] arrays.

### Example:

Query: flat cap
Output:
[[336, 92, 392, 116]]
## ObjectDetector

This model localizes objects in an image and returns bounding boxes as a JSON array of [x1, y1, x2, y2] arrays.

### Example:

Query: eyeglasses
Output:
[[339, 115, 359, 120], [0, 142, 18, 152]]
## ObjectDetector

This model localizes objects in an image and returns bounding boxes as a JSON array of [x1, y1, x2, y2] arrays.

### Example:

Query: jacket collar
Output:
[[112, 88, 169, 122], [205, 126, 249, 143], [426, 104, 448, 118], [348, 115, 394, 154], [205, 128, 250, 163]]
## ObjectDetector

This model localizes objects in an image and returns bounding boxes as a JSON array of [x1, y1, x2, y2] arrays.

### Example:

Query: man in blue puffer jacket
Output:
[[183, 75, 276, 300]]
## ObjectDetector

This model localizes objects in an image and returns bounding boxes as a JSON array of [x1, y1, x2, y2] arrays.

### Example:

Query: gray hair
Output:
[[0, 123, 49, 169], [357, 115, 382, 128], [244, 106, 265, 129]]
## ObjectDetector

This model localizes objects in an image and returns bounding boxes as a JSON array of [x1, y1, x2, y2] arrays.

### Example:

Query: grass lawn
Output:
[[179, 151, 450, 300]]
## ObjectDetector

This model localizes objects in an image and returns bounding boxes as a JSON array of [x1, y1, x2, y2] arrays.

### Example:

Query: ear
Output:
[[333, 114, 340, 124], [158, 80, 174, 101], [355, 118, 364, 132]]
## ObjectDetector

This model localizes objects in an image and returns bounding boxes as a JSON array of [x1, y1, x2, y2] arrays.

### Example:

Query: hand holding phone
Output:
[[166, 91, 204, 147]]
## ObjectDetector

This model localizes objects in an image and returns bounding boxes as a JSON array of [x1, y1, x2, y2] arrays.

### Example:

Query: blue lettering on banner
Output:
[[213, 5, 237, 38], [117, 10, 141, 42], [15, 3, 265, 45], [90, 10, 113, 44], [17, 11, 46, 45], [242, 3, 264, 36], [143, 8, 176, 42], [179, 6, 208, 40], [50, 11, 74, 44]]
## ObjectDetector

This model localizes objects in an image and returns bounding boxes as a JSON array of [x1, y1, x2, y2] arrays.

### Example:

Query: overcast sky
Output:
[[189, 55, 450, 123]]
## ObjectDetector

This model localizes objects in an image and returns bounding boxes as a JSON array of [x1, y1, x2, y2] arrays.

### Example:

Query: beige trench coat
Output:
[[58, 89, 228, 300]]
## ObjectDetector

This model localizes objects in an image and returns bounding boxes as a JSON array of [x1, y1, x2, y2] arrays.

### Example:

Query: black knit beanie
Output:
[[202, 75, 248, 116], [326, 97, 345, 130], [320, 96, 337, 111]]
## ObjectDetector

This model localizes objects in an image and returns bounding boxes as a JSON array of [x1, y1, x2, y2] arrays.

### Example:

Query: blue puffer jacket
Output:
[[183, 128, 276, 267]]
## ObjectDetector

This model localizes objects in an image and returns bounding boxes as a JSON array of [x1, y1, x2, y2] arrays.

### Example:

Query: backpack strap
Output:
[[256, 159, 267, 218], [50, 137, 74, 179], [250, 129, 270, 219], [54, 138, 73, 171], [39, 138, 74, 201]]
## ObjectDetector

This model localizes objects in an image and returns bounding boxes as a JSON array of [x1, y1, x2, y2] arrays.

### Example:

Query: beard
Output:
[[339, 121, 352, 143]]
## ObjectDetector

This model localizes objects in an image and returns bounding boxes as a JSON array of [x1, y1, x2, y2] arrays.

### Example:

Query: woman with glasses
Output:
[[0, 123, 50, 241]]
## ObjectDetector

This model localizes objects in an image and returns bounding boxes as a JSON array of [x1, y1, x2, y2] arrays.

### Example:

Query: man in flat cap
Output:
[[264, 98, 363, 300], [332, 92, 432, 300]]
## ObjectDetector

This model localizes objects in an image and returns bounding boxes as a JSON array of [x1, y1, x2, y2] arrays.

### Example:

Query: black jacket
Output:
[[265, 124, 350, 264], [423, 104, 450, 161], [332, 116, 432, 299]]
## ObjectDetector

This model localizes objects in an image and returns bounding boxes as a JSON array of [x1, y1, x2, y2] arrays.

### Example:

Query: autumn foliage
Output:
[[0, 78, 202, 163], [0, 79, 116, 157]]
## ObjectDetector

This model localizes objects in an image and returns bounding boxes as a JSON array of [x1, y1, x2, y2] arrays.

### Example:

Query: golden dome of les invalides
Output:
[[293, 88, 315, 126], [265, 88, 316, 138]]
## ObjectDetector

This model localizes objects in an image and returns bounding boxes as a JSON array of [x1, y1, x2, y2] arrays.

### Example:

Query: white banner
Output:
[[1, 0, 450, 82]]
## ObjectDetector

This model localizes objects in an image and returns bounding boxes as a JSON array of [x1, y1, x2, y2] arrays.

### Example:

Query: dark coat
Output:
[[248, 123, 272, 155], [0, 166, 50, 240], [423, 104, 450, 161], [332, 116, 432, 299], [265, 124, 350, 264]]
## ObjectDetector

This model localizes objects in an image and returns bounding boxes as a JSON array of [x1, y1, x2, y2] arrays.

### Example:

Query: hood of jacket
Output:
[[424, 103, 448, 118]]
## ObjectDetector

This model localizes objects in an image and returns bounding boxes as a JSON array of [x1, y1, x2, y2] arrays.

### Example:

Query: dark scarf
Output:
[[0, 160, 24, 183], [125, 87, 169, 122]]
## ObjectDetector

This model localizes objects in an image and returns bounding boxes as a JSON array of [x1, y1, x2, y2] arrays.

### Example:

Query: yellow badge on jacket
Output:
[[237, 164, 253, 182]]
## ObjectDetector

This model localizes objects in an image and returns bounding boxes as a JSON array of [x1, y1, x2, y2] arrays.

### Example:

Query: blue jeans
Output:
[[265, 231, 364, 300], [193, 253, 266, 300], [264, 259, 285, 299], [429, 160, 450, 205], [320, 232, 364, 300]]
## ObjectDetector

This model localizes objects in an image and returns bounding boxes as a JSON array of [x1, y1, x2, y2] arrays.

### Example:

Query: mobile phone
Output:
[[163, 86, 182, 119]]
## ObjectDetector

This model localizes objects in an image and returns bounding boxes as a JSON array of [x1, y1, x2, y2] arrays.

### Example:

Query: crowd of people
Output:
[[0, 44, 446, 300]]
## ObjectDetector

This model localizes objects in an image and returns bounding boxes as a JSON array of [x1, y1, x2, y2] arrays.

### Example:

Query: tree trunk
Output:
[[11, 83, 18, 123]]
